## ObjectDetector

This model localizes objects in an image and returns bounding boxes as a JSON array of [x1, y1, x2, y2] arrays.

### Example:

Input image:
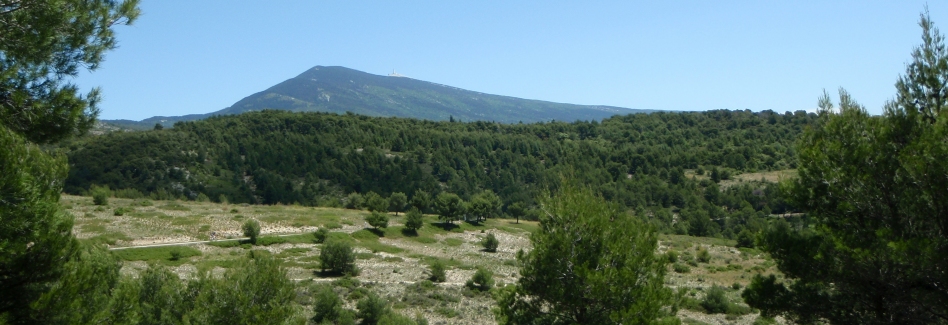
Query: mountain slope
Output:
[[109, 66, 651, 126]]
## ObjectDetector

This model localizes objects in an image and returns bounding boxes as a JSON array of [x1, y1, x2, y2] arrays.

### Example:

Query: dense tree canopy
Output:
[[62, 108, 810, 239], [744, 11, 948, 325], [0, 0, 139, 144], [0, 0, 140, 323]]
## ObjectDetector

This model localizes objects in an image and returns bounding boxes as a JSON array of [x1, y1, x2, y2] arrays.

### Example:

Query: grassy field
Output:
[[63, 195, 782, 325]]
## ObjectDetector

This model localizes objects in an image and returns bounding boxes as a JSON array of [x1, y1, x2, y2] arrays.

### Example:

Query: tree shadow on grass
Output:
[[313, 270, 344, 278], [400, 228, 419, 237], [431, 222, 459, 231], [365, 228, 385, 237]]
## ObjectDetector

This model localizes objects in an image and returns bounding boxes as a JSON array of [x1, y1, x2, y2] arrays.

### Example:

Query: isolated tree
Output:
[[507, 202, 526, 224], [366, 211, 389, 230], [428, 260, 447, 283], [320, 239, 357, 276], [410, 189, 431, 213], [743, 11, 948, 324], [434, 192, 464, 225], [495, 181, 672, 325], [469, 190, 502, 223], [481, 233, 499, 252], [466, 267, 494, 292], [404, 207, 424, 233], [90, 184, 110, 205], [242, 219, 261, 244], [388, 192, 407, 215]]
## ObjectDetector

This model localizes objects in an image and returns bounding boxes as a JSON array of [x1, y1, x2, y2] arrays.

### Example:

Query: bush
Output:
[[113, 206, 133, 216], [736, 229, 755, 248], [113, 188, 144, 199], [366, 211, 389, 230], [356, 292, 389, 325], [701, 286, 730, 314], [169, 249, 182, 261], [320, 239, 358, 276], [697, 247, 711, 263], [242, 219, 261, 244], [345, 192, 364, 209], [91, 185, 110, 205], [312, 285, 346, 324], [665, 250, 679, 263], [404, 208, 424, 232], [673, 263, 691, 273], [481, 233, 499, 252], [465, 267, 493, 292], [314, 228, 329, 243], [428, 260, 447, 283]]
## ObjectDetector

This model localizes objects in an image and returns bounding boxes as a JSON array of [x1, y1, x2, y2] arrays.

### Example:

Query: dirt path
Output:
[[108, 233, 302, 250]]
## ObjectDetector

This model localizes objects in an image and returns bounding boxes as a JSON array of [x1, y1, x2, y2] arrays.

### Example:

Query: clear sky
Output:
[[79, 1, 948, 121]]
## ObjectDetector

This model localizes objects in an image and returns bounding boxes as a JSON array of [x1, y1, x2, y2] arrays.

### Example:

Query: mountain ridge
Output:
[[105, 66, 654, 127]]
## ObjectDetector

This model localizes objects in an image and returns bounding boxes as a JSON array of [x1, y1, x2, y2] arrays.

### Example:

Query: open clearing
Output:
[[64, 195, 783, 324]]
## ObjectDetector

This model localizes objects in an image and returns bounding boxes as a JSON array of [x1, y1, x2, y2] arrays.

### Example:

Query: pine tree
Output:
[[743, 10, 948, 324]]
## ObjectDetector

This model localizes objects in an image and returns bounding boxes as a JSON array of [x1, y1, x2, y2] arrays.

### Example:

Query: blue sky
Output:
[[80, 1, 947, 120]]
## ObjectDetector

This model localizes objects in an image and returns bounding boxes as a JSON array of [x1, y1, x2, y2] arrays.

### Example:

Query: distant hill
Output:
[[105, 66, 652, 127]]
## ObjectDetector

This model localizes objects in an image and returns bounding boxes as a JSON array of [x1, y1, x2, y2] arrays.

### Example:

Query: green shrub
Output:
[[91, 185, 110, 205], [356, 292, 388, 325], [481, 233, 499, 252], [697, 248, 711, 263], [701, 286, 729, 314], [242, 219, 260, 244], [169, 249, 182, 261], [465, 267, 494, 292], [428, 260, 447, 283], [314, 228, 329, 243], [321, 239, 358, 276], [673, 263, 691, 273], [345, 192, 364, 209], [113, 188, 144, 199], [366, 211, 389, 229], [736, 229, 755, 248], [666, 250, 679, 263], [312, 285, 346, 324], [404, 208, 424, 232], [113, 206, 133, 216]]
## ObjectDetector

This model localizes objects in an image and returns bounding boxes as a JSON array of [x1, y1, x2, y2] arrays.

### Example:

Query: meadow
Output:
[[64, 194, 782, 325]]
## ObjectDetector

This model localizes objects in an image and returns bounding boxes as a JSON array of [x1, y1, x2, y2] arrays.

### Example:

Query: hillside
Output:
[[105, 66, 649, 127], [64, 109, 815, 241]]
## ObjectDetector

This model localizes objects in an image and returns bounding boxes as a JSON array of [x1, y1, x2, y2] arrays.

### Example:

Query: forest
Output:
[[63, 108, 815, 239]]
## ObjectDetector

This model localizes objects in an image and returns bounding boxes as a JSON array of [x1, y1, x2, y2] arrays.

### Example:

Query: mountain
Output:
[[105, 66, 652, 127]]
